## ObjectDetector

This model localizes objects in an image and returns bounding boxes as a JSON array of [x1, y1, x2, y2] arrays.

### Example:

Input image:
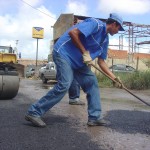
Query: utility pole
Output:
[[15, 40, 19, 57]]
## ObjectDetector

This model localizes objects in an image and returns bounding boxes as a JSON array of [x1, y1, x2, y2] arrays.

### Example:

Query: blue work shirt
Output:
[[53, 18, 109, 69]]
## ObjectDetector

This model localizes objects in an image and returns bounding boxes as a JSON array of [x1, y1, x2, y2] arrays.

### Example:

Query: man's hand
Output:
[[83, 51, 92, 65], [113, 76, 123, 88]]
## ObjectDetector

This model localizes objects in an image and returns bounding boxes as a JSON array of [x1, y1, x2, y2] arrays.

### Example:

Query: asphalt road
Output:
[[0, 79, 150, 150]]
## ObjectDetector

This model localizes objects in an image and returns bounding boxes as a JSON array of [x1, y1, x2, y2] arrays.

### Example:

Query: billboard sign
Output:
[[32, 27, 44, 39]]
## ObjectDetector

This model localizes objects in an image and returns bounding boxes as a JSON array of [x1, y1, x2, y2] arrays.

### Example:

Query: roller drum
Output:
[[0, 71, 19, 99]]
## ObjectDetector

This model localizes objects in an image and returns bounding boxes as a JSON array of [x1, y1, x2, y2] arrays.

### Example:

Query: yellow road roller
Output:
[[0, 46, 20, 99]]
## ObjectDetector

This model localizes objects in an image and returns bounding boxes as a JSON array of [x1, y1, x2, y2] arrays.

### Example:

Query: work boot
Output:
[[25, 114, 46, 127], [87, 119, 109, 126], [69, 98, 85, 105]]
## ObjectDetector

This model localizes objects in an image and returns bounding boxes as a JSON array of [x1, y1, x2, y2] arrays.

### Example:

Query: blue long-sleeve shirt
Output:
[[54, 18, 109, 69]]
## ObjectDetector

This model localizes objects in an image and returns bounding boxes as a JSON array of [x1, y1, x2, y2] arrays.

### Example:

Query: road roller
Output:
[[0, 46, 20, 99]]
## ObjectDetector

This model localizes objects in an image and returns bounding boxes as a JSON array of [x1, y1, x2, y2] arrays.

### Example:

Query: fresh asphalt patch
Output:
[[105, 110, 150, 135], [0, 103, 102, 150]]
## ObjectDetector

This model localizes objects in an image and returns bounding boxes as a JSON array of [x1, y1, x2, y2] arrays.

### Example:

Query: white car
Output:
[[26, 68, 35, 78], [38, 66, 46, 77], [39, 62, 56, 83]]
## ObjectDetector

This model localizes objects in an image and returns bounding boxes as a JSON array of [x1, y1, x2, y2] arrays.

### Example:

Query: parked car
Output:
[[26, 68, 35, 78], [38, 66, 46, 77], [109, 64, 136, 73], [39, 62, 56, 83]]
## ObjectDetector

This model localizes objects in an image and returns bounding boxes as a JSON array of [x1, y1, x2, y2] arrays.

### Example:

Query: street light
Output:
[[15, 40, 19, 57]]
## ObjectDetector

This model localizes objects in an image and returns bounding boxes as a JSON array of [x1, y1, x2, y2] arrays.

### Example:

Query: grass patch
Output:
[[96, 70, 150, 90]]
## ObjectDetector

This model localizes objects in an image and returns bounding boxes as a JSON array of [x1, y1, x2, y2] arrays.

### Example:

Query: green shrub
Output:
[[96, 70, 150, 90], [124, 70, 150, 90], [97, 73, 112, 88]]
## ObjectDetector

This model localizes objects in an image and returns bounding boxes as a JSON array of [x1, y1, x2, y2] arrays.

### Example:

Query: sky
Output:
[[0, 0, 150, 60]]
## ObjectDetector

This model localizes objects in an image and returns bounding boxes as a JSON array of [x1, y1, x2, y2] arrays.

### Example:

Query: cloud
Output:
[[0, 1, 56, 59], [97, 0, 150, 15], [65, 0, 88, 16]]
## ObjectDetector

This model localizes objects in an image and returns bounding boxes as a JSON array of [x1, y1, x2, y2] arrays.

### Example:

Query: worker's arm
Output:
[[69, 28, 86, 54], [97, 58, 116, 80]]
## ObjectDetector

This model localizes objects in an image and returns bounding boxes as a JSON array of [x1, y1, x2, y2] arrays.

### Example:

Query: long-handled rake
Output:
[[91, 63, 150, 107]]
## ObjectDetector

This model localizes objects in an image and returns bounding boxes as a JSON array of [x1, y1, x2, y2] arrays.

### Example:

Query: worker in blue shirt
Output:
[[25, 13, 124, 127]]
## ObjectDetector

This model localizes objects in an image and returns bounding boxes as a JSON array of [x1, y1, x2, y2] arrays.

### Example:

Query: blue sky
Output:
[[0, 0, 150, 59]]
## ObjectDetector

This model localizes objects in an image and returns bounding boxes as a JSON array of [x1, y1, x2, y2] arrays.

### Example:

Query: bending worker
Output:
[[25, 13, 124, 127]]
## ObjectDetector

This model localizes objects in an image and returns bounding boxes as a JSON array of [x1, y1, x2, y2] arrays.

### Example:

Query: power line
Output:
[[20, 0, 56, 20]]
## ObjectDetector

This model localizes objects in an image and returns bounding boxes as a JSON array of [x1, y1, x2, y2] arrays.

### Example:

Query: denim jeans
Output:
[[68, 79, 80, 99], [27, 50, 101, 121]]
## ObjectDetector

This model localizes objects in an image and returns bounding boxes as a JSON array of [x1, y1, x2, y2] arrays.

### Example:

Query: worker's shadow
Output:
[[104, 110, 150, 135]]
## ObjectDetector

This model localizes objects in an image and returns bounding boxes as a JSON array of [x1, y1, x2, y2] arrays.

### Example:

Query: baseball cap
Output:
[[108, 13, 125, 31]]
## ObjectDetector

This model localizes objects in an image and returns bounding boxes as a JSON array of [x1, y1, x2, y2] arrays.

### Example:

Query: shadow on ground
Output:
[[105, 110, 150, 135]]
